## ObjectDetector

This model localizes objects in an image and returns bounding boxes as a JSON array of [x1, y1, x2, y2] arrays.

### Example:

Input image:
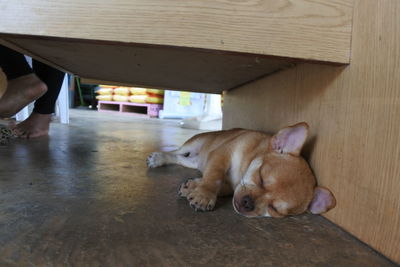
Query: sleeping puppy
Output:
[[147, 122, 336, 217]]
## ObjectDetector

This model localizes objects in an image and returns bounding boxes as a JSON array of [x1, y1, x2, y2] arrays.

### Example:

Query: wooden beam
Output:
[[0, 0, 353, 64], [1, 35, 297, 93]]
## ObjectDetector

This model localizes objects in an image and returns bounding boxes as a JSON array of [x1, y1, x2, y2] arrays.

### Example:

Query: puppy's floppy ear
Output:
[[271, 122, 309, 155], [309, 186, 336, 214]]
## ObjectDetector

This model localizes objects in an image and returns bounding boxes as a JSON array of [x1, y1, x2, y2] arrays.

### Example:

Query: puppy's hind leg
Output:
[[147, 137, 203, 169], [146, 151, 173, 168], [147, 150, 199, 169]]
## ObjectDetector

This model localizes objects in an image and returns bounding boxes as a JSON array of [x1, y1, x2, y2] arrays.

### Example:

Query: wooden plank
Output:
[[0, 36, 296, 93], [0, 0, 353, 63], [223, 0, 400, 263], [0, 38, 69, 73], [80, 78, 147, 88]]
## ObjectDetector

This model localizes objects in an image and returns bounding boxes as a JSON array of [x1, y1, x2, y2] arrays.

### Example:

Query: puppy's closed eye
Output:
[[268, 204, 284, 217], [258, 169, 264, 186], [269, 204, 277, 213]]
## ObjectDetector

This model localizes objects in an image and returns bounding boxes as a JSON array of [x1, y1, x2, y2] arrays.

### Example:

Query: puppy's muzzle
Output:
[[235, 195, 255, 213]]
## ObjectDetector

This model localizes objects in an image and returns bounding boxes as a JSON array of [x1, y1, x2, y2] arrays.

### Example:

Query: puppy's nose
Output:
[[241, 195, 254, 212]]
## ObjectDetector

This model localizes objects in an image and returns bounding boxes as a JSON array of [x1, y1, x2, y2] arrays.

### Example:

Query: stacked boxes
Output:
[[96, 85, 164, 104]]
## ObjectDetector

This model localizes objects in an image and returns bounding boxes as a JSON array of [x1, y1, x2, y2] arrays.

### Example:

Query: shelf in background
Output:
[[98, 101, 162, 118]]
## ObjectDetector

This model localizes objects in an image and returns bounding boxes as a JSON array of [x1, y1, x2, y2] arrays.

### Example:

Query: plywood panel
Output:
[[223, 0, 400, 263], [0, 0, 353, 63], [0, 36, 296, 93]]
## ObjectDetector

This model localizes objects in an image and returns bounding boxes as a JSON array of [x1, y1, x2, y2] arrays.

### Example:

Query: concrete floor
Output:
[[0, 110, 395, 266]]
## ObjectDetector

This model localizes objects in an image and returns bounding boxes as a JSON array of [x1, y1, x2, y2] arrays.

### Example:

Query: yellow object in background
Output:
[[114, 87, 130, 96], [129, 87, 147, 95], [179, 92, 191, 106], [146, 95, 164, 104], [129, 95, 147, 103], [99, 85, 116, 88], [96, 85, 165, 104], [97, 88, 114, 95], [113, 95, 129, 102], [96, 95, 113, 101], [147, 89, 164, 95]]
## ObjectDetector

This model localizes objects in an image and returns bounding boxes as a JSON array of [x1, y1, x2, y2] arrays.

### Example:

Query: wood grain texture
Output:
[[0, 0, 353, 63], [223, 0, 400, 263], [0, 36, 296, 93], [0, 38, 69, 73]]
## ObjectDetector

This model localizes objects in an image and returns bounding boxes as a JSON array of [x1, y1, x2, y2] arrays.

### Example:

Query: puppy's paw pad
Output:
[[187, 188, 217, 212], [179, 178, 199, 197], [147, 152, 164, 168]]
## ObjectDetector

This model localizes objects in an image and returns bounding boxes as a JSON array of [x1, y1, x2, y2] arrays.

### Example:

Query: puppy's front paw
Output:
[[179, 179, 217, 212], [147, 152, 164, 168], [178, 178, 199, 197]]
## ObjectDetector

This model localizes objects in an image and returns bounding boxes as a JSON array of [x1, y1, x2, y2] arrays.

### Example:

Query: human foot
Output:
[[0, 73, 47, 118], [12, 112, 51, 138]]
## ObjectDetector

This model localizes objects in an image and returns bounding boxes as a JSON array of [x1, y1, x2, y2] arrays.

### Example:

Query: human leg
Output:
[[13, 60, 64, 138], [0, 45, 47, 118]]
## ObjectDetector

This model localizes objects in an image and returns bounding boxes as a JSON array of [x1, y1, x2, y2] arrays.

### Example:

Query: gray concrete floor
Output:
[[0, 110, 396, 266]]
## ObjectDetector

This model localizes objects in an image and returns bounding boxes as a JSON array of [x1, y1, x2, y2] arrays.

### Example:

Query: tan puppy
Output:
[[147, 122, 336, 217]]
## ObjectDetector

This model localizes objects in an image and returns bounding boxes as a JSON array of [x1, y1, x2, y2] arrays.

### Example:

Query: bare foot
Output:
[[12, 112, 52, 138], [0, 73, 47, 118]]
